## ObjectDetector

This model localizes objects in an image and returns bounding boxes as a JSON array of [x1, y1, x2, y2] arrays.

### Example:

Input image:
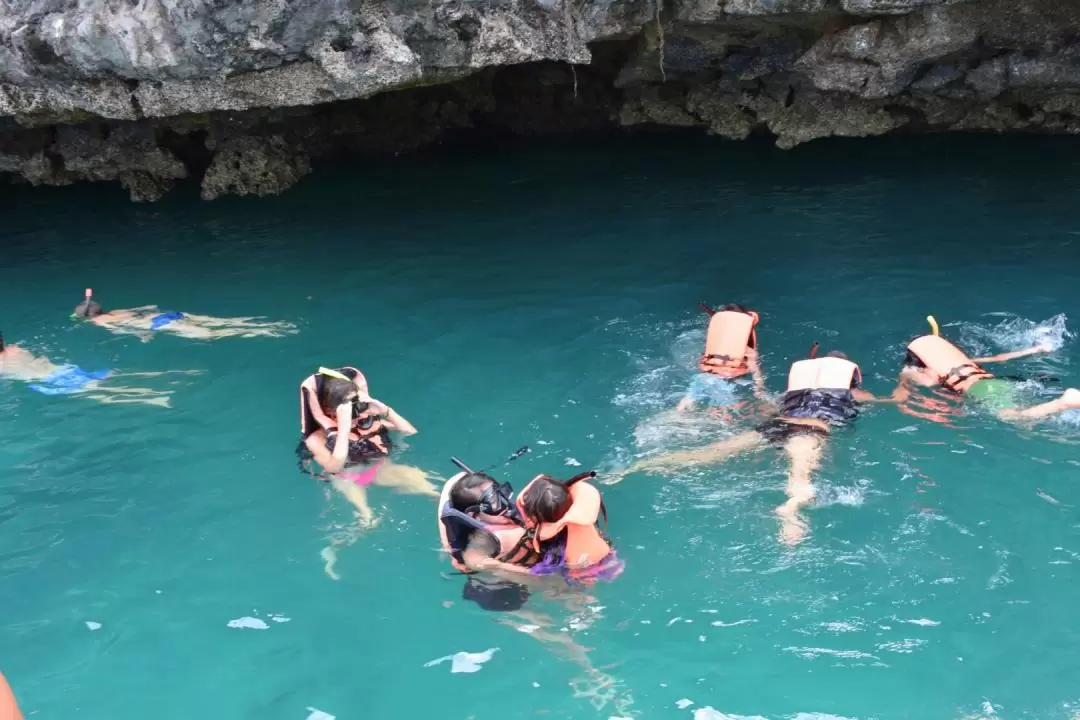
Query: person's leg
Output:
[[998, 388, 1080, 422], [610, 430, 767, 481], [776, 431, 825, 546], [372, 462, 440, 497], [330, 477, 378, 526]]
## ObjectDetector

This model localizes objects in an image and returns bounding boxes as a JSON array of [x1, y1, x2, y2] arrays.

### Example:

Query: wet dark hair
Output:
[[825, 350, 848, 359], [0, 331, 4, 353], [73, 300, 103, 318], [719, 303, 752, 314], [316, 376, 358, 411], [450, 472, 497, 511], [521, 473, 597, 524], [521, 477, 571, 523], [903, 350, 926, 368]]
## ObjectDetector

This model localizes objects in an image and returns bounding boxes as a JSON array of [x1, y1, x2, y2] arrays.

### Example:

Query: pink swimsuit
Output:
[[339, 463, 380, 487]]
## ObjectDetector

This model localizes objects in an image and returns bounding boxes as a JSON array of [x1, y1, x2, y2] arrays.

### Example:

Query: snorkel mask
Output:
[[472, 480, 521, 522]]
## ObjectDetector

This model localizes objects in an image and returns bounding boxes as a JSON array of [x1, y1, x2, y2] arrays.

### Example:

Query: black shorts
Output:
[[757, 418, 830, 445]]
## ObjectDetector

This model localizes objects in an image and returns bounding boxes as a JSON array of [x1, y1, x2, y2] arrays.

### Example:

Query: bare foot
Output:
[[321, 547, 341, 581], [357, 511, 381, 530], [599, 470, 629, 486], [776, 501, 808, 546]]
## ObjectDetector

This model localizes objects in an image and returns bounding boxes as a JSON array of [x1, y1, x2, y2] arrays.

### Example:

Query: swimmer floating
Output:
[[72, 287, 298, 341], [900, 315, 1080, 422]]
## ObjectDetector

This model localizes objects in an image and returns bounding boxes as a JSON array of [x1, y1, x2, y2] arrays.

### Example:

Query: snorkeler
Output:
[[438, 465, 635, 717], [677, 302, 767, 412], [900, 316, 1080, 422], [0, 331, 195, 407], [299, 366, 435, 575], [607, 348, 907, 545], [439, 463, 620, 588], [72, 288, 297, 341], [438, 468, 542, 611], [0, 672, 23, 720]]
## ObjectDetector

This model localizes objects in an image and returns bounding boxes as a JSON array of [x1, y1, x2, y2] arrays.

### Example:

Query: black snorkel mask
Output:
[[471, 480, 520, 522], [451, 450, 529, 525]]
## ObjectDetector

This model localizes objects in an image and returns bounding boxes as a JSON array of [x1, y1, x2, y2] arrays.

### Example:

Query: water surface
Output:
[[2, 132, 1080, 720]]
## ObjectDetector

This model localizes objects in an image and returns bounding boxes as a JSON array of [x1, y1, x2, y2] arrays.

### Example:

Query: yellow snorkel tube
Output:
[[318, 366, 352, 381], [926, 315, 940, 336]]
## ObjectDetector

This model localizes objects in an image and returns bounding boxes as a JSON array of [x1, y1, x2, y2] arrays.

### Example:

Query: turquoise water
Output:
[[2, 132, 1080, 720]]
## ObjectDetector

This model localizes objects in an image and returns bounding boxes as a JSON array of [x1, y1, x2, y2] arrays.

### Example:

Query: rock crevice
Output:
[[2, 0, 1080, 200]]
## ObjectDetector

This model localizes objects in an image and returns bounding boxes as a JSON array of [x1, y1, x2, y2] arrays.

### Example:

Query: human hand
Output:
[[336, 400, 354, 424], [891, 385, 911, 402], [1035, 342, 1055, 353], [357, 392, 389, 415]]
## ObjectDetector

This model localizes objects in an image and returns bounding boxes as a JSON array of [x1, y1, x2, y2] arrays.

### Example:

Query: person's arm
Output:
[[305, 405, 353, 473], [852, 385, 909, 404], [746, 350, 770, 404], [467, 552, 536, 576], [972, 344, 1052, 364]]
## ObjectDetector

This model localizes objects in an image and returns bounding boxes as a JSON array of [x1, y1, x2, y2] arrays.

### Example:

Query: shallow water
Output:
[[2, 132, 1080, 720]]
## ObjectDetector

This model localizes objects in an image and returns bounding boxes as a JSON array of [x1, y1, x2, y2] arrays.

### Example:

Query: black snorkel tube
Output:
[[450, 445, 530, 475]]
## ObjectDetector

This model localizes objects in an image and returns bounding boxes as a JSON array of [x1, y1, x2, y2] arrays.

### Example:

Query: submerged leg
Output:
[[330, 477, 378, 527], [998, 388, 1080, 422], [775, 432, 825, 547], [603, 431, 767, 485], [372, 463, 440, 497]]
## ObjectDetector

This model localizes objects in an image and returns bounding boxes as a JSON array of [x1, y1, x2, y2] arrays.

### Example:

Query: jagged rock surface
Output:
[[1, 0, 1080, 200]]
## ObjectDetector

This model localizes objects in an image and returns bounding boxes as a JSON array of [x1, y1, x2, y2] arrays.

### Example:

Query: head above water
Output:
[[825, 350, 849, 360], [315, 368, 363, 413], [519, 472, 596, 524], [72, 288, 102, 319], [0, 331, 5, 353], [450, 472, 497, 511], [719, 303, 753, 314]]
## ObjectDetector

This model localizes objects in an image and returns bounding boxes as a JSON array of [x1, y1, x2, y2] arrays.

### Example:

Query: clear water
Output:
[[2, 132, 1080, 720]]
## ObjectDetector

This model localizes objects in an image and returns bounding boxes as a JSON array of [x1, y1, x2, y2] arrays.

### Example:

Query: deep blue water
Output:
[[2, 131, 1080, 720]]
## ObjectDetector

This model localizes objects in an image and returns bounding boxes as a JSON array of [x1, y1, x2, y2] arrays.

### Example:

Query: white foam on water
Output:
[[692, 708, 767, 720], [710, 619, 756, 628], [424, 647, 499, 673], [227, 617, 269, 630], [677, 699, 694, 709], [899, 618, 941, 627], [85, 621, 102, 631], [565, 457, 582, 467], [269, 614, 291, 623], [517, 624, 540, 634], [876, 638, 927, 653], [815, 485, 865, 507], [783, 646, 877, 660], [305, 709, 335, 720], [821, 621, 863, 633], [959, 313, 1072, 354]]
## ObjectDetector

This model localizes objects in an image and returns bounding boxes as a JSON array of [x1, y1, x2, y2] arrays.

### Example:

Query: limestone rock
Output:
[[797, 6, 977, 98], [200, 135, 312, 200]]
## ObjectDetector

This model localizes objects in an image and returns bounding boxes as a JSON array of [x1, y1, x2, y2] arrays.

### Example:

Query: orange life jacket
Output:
[[299, 366, 369, 437], [700, 310, 759, 378], [786, 357, 861, 392], [0, 672, 22, 720], [516, 473, 612, 575], [906, 335, 992, 394], [437, 473, 537, 573]]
